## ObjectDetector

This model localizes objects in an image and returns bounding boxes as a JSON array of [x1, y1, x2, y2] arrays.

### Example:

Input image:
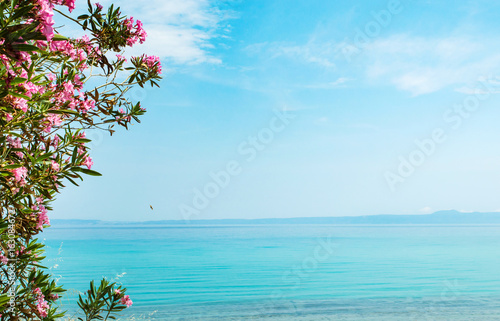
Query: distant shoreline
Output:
[[51, 210, 500, 226]]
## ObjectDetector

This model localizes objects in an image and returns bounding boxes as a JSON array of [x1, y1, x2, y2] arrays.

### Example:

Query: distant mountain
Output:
[[50, 210, 500, 226]]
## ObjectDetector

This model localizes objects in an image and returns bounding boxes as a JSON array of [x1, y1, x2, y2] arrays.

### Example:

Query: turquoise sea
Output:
[[43, 225, 500, 320]]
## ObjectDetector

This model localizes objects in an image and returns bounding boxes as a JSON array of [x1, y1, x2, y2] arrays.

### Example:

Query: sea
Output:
[[42, 224, 500, 320]]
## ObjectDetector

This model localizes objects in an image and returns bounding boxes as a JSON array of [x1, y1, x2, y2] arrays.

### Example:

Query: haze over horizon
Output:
[[52, 0, 500, 221]]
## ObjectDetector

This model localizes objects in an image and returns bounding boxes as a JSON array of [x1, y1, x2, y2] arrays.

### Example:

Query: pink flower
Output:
[[116, 54, 126, 62], [120, 295, 133, 307], [134, 20, 147, 44], [65, 0, 76, 12], [11, 167, 28, 183], [114, 289, 121, 295], [48, 114, 62, 127], [51, 160, 60, 172], [81, 98, 95, 113], [83, 156, 93, 169], [62, 81, 75, 100], [36, 295, 49, 317], [51, 135, 61, 148], [132, 54, 162, 74], [7, 136, 23, 158], [36, 0, 55, 41], [5, 113, 13, 121], [13, 97, 28, 112], [36, 205, 50, 230], [95, 2, 103, 10]]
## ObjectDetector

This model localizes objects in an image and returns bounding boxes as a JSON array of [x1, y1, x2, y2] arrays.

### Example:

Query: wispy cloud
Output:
[[364, 34, 500, 95], [244, 31, 500, 96], [303, 77, 352, 89], [245, 40, 342, 69], [99, 0, 235, 64], [455, 76, 500, 94]]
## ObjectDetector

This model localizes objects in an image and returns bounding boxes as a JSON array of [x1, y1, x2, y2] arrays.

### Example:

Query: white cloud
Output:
[[303, 77, 352, 89], [245, 32, 500, 96], [245, 40, 341, 69], [455, 75, 500, 94], [364, 34, 500, 95], [95, 0, 234, 64]]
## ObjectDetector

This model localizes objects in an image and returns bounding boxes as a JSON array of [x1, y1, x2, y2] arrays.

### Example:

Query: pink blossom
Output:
[[132, 54, 162, 74], [5, 113, 13, 121], [134, 20, 147, 44], [83, 156, 93, 169], [7, 136, 23, 158], [36, 205, 50, 230], [36, 0, 55, 41], [95, 2, 103, 10], [44, 114, 63, 132], [21, 81, 41, 97], [13, 97, 28, 112], [115, 289, 121, 295], [74, 74, 83, 87], [48, 114, 63, 127], [51, 160, 60, 172], [11, 167, 28, 183], [65, 0, 76, 12], [81, 98, 95, 113], [36, 295, 49, 318], [120, 295, 133, 307], [51, 135, 61, 148], [62, 81, 75, 99]]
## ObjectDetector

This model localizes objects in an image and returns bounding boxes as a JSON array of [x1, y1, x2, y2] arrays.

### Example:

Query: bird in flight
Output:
[[149, 205, 153, 210]]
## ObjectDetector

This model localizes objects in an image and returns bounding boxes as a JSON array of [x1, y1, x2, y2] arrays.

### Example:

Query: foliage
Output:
[[0, 0, 161, 319]]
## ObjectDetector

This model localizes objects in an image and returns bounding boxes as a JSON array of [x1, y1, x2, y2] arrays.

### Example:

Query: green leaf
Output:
[[46, 109, 80, 115], [2, 164, 23, 169], [52, 34, 69, 41], [9, 92, 30, 100], [71, 147, 78, 164], [77, 14, 90, 20], [10, 77, 27, 85], [11, 43, 39, 52], [80, 168, 102, 176], [35, 153, 52, 163], [0, 294, 10, 307]]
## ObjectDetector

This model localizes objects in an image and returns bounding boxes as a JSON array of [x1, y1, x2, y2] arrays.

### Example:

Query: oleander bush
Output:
[[0, 0, 161, 319]]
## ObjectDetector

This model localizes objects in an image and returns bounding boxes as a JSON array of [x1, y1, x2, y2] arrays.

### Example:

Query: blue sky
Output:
[[52, 0, 500, 221]]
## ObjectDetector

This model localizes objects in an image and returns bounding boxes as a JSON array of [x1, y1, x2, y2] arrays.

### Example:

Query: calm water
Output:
[[43, 225, 500, 320]]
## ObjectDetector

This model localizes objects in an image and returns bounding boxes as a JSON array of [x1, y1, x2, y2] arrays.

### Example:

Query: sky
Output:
[[52, 0, 500, 221]]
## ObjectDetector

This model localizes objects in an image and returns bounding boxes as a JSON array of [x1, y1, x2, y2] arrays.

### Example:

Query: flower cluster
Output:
[[120, 295, 133, 307], [0, 0, 161, 319], [31, 198, 50, 230], [33, 287, 50, 318], [34, 0, 76, 41], [123, 17, 147, 46]]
